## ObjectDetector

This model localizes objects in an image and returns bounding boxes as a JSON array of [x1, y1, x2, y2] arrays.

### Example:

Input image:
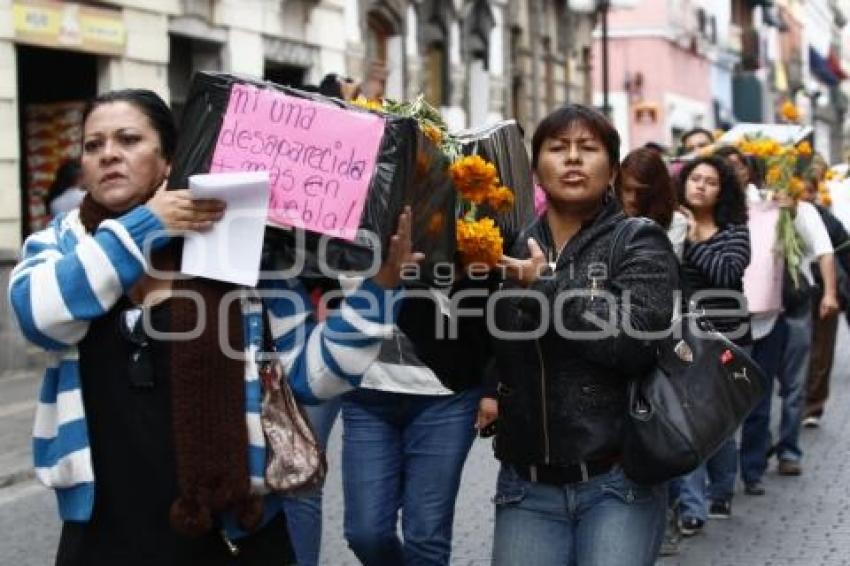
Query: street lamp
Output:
[[570, 0, 638, 117], [598, 0, 611, 117]]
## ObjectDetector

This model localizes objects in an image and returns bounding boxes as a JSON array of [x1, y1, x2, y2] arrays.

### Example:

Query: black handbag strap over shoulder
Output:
[[607, 217, 656, 277]]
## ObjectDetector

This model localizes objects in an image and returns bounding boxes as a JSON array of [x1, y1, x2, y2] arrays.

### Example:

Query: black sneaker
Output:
[[708, 500, 731, 519], [744, 481, 766, 496], [679, 517, 705, 537]]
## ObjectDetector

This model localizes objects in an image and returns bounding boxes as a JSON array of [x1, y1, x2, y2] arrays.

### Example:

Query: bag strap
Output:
[[607, 216, 652, 277], [258, 307, 283, 391], [261, 309, 275, 356]]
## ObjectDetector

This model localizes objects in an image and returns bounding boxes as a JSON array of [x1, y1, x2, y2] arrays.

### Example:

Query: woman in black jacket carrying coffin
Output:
[[480, 105, 679, 566]]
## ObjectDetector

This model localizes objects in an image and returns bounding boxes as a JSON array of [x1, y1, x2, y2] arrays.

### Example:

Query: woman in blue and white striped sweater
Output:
[[8, 89, 419, 565]]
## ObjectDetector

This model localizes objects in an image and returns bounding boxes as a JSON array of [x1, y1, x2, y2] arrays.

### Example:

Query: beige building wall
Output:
[[0, 0, 594, 252], [509, 0, 597, 139], [0, 0, 22, 253], [0, 0, 350, 253]]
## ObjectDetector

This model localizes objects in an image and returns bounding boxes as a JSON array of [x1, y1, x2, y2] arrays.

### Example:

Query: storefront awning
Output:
[[12, 0, 125, 56]]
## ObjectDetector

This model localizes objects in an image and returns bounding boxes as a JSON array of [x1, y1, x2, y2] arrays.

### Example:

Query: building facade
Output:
[[506, 0, 597, 136], [0, 0, 601, 371], [0, 0, 597, 257], [591, 0, 717, 152]]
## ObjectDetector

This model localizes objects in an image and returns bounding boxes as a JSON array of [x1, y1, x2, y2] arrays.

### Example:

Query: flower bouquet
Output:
[[353, 95, 517, 269], [736, 135, 813, 287]]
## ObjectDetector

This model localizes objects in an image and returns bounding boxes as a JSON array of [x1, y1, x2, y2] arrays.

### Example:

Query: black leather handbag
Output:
[[621, 313, 765, 485], [608, 219, 766, 485]]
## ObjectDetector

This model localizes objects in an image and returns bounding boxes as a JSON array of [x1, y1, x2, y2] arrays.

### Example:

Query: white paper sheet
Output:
[[180, 171, 270, 286]]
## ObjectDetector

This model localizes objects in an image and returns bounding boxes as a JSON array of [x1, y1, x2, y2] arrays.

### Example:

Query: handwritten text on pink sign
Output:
[[209, 84, 386, 240]]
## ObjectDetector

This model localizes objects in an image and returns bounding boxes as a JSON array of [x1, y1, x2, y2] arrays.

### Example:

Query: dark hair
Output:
[[713, 144, 748, 190], [679, 127, 714, 153], [677, 155, 748, 225], [713, 144, 745, 162], [643, 141, 668, 155], [616, 148, 676, 229], [531, 104, 620, 170], [83, 89, 176, 161], [318, 73, 343, 98], [745, 154, 765, 189], [47, 158, 82, 204]]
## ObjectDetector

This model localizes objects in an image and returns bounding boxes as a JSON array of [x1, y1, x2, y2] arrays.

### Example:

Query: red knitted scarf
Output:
[[79, 194, 263, 535]]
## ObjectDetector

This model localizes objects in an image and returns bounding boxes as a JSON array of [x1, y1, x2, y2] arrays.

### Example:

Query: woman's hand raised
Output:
[[146, 183, 226, 232], [498, 238, 547, 287], [372, 206, 426, 289]]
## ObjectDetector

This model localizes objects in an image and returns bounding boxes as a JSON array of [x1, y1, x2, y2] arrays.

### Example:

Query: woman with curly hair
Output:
[[674, 155, 751, 535]]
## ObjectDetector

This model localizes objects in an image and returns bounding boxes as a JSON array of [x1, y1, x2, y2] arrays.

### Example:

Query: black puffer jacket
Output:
[[490, 198, 679, 466]]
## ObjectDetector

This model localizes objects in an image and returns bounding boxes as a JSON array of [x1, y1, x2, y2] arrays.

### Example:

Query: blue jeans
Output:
[[776, 312, 812, 462], [492, 465, 666, 566], [677, 436, 738, 521], [741, 312, 810, 484], [281, 396, 342, 566], [341, 387, 481, 566]]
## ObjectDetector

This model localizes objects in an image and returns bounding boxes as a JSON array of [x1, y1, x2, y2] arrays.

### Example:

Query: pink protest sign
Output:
[[743, 201, 783, 313], [209, 83, 386, 240]]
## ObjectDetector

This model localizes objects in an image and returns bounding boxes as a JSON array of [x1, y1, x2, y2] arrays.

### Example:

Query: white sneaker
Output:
[[802, 416, 821, 428]]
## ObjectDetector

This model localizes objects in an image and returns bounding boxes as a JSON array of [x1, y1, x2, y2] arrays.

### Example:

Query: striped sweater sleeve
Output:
[[8, 207, 166, 351], [684, 224, 751, 289], [262, 277, 401, 404]]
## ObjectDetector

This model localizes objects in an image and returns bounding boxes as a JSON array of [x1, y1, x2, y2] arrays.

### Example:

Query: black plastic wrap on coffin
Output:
[[168, 71, 456, 287], [455, 120, 536, 251]]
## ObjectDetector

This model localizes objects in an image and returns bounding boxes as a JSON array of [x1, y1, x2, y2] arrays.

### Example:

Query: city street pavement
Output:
[[3, 325, 850, 565]]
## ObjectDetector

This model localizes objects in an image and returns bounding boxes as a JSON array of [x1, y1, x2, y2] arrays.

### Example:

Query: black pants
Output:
[[56, 513, 294, 566]]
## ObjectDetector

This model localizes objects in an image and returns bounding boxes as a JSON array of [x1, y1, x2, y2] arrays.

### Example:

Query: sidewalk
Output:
[[661, 322, 850, 565], [0, 370, 38, 489], [2, 326, 850, 565]]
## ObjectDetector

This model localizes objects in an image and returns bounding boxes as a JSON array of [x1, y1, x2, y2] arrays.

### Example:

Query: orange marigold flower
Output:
[[789, 176, 806, 197], [780, 100, 800, 123], [766, 166, 782, 186], [351, 96, 384, 112], [766, 140, 784, 157], [796, 141, 813, 157], [456, 217, 503, 267], [450, 155, 500, 205], [422, 124, 443, 146], [486, 186, 515, 214]]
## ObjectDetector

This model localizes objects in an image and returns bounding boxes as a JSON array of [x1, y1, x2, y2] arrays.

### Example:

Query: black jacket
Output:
[[395, 276, 493, 392], [811, 204, 850, 305], [489, 199, 679, 466]]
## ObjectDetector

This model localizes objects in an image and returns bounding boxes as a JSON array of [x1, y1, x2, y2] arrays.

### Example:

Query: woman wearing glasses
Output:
[[8, 89, 418, 565]]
